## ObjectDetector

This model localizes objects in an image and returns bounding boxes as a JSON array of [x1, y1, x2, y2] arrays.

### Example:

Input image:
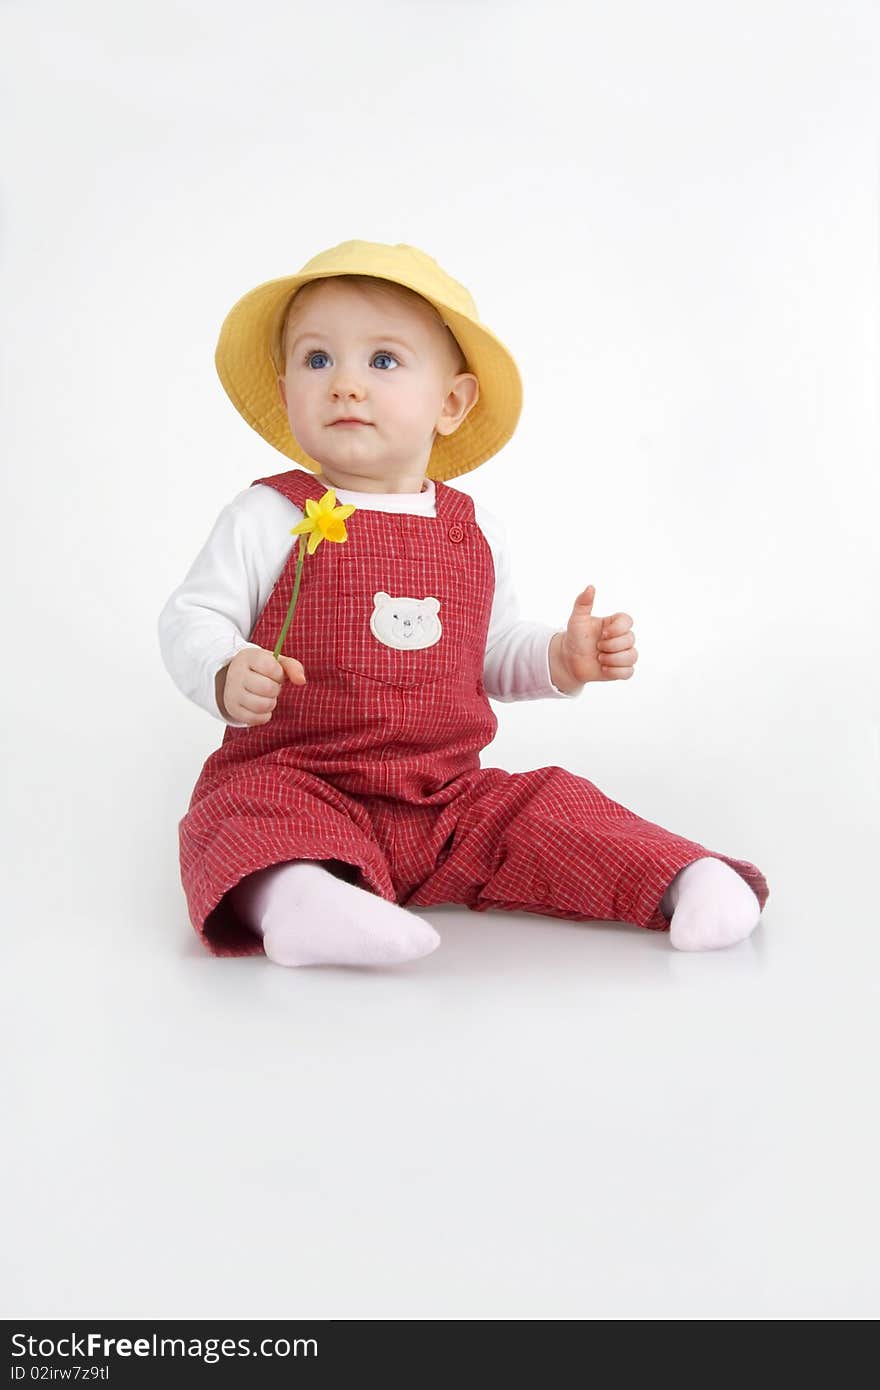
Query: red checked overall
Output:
[[179, 468, 770, 956]]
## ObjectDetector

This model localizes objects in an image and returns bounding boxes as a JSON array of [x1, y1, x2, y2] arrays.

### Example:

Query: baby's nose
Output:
[[331, 373, 365, 399]]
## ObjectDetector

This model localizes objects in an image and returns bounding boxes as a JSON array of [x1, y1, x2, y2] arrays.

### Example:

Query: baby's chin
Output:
[[293, 427, 430, 483], [300, 426, 378, 462]]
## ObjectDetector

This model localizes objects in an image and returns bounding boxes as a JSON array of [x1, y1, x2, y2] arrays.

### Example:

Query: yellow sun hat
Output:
[[213, 239, 523, 482]]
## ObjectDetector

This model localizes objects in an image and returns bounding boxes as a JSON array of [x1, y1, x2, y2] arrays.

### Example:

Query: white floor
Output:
[[4, 832, 877, 1321]]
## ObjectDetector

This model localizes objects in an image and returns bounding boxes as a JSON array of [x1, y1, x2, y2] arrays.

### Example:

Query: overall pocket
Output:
[[335, 555, 474, 688]]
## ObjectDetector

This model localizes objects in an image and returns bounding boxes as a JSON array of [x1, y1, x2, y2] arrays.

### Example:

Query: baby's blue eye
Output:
[[306, 351, 330, 369], [372, 351, 398, 370]]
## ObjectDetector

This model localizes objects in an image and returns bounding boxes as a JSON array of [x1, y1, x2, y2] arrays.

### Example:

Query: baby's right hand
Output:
[[217, 647, 306, 726]]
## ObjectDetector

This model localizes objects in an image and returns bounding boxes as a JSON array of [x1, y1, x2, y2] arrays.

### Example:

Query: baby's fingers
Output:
[[598, 631, 636, 653], [244, 670, 284, 699], [599, 648, 639, 677], [601, 614, 634, 642], [238, 690, 277, 720], [277, 654, 307, 685]]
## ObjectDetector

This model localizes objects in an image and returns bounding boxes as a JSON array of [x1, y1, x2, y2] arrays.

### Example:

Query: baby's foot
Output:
[[230, 860, 440, 968], [661, 857, 762, 951]]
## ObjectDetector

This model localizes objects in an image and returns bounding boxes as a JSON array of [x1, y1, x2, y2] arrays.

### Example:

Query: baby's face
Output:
[[276, 279, 478, 492]]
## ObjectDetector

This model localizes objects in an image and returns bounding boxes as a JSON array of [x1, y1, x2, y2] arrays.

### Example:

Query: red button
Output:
[[448, 524, 464, 543]]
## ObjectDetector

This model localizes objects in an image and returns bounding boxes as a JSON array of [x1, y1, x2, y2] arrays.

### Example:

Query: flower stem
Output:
[[273, 537, 306, 660]]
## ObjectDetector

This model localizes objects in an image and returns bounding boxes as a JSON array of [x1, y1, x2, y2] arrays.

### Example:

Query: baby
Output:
[[158, 239, 770, 967]]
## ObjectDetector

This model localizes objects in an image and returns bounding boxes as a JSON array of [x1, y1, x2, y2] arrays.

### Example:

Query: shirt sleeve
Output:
[[157, 484, 301, 727], [473, 503, 585, 702]]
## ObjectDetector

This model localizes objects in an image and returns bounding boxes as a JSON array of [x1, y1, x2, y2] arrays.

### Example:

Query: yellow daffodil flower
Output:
[[273, 488, 358, 660], [290, 488, 357, 555]]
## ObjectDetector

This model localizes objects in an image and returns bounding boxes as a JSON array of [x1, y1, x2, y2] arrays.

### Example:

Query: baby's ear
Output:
[[436, 372, 479, 435]]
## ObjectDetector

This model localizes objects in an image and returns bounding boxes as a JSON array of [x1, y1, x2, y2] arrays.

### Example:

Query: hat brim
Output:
[[214, 270, 522, 482]]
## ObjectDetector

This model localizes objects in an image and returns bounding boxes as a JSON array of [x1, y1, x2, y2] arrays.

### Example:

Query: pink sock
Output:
[[661, 857, 762, 951], [227, 860, 440, 968]]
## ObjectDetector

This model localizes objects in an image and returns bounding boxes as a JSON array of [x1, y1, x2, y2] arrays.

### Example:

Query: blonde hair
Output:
[[273, 273, 468, 377]]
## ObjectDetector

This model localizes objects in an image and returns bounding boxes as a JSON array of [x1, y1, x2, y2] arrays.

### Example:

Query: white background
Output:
[[2, 0, 878, 1320]]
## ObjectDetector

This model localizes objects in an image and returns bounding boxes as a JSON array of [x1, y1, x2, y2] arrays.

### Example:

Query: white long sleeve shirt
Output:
[[158, 476, 583, 727]]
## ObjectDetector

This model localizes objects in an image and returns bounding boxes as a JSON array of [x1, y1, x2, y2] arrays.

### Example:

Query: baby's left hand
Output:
[[560, 585, 638, 685]]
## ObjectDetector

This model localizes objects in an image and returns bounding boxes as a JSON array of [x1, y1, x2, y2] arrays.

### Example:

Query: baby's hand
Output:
[[217, 647, 306, 725], [559, 585, 638, 685]]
